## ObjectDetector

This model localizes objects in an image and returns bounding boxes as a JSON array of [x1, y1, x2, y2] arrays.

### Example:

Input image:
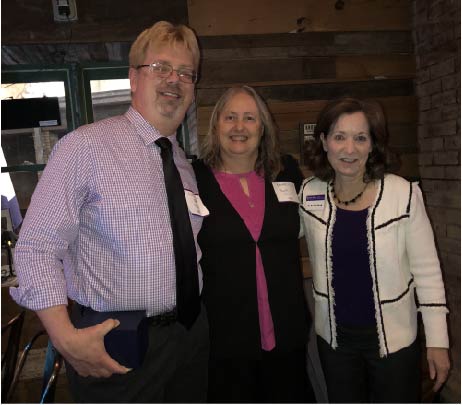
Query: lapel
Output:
[[260, 178, 277, 241], [199, 162, 255, 243]]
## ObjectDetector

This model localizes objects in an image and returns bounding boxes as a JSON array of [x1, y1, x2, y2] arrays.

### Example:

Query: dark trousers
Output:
[[66, 305, 209, 403], [208, 347, 316, 403], [317, 326, 421, 403]]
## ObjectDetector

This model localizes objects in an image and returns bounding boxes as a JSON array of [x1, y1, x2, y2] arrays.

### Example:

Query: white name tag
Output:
[[303, 194, 325, 211], [272, 182, 299, 203], [185, 190, 209, 217]]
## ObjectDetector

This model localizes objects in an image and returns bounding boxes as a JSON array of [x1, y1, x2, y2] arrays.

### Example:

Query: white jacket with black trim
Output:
[[299, 173, 449, 357]]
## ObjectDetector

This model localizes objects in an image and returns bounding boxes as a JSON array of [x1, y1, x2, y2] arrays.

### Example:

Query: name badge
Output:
[[304, 194, 325, 211], [185, 190, 209, 217], [272, 182, 299, 203]]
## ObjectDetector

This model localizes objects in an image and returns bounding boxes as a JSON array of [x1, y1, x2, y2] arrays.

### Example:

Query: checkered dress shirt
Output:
[[11, 107, 203, 316]]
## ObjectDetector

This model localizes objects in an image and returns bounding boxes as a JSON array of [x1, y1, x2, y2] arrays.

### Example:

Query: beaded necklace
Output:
[[330, 180, 368, 206]]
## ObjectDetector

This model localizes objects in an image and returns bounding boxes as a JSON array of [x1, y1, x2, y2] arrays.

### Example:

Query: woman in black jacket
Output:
[[193, 85, 314, 403]]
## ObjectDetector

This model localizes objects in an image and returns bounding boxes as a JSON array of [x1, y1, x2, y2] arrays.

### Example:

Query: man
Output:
[[10, 21, 209, 403]]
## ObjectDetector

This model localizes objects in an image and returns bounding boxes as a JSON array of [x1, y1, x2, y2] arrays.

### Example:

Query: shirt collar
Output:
[[125, 106, 178, 147]]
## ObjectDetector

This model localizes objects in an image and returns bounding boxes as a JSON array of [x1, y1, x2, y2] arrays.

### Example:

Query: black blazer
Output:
[[193, 155, 310, 359]]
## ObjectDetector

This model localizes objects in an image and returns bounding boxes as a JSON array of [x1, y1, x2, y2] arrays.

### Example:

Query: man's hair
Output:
[[129, 21, 200, 69], [200, 86, 282, 180], [305, 97, 399, 182]]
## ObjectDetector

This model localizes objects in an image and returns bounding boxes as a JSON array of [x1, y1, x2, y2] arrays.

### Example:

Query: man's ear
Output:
[[129, 67, 138, 93], [320, 133, 328, 152]]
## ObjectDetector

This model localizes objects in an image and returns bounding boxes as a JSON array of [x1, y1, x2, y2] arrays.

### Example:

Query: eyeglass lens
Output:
[[149, 62, 196, 83]]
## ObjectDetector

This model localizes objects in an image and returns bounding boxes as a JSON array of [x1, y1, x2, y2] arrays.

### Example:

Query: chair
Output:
[[39, 341, 63, 403], [1, 311, 25, 402], [7, 330, 63, 403]]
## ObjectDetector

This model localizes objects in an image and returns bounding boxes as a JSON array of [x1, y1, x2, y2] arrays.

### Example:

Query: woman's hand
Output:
[[427, 347, 450, 392]]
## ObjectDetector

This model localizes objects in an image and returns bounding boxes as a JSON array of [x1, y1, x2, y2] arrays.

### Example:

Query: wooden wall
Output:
[[1, 0, 188, 44], [195, 31, 417, 179], [2, 1, 417, 275], [2, 0, 411, 43], [189, 0, 411, 36], [2, 1, 417, 179]]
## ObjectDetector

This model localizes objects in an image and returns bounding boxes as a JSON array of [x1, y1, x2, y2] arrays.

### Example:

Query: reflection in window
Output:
[[90, 79, 131, 122], [1, 81, 65, 99], [1, 82, 68, 214]]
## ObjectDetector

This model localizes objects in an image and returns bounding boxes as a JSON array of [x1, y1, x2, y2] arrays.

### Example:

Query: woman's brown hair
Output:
[[305, 97, 399, 182]]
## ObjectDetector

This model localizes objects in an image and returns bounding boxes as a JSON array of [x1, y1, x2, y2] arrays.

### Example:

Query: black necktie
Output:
[[155, 137, 200, 329]]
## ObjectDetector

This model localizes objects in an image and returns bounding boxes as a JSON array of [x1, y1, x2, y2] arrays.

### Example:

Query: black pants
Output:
[[208, 347, 316, 403], [66, 305, 209, 403], [317, 326, 421, 403]]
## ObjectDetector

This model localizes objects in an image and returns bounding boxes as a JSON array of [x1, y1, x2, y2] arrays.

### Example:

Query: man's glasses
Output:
[[136, 61, 198, 84]]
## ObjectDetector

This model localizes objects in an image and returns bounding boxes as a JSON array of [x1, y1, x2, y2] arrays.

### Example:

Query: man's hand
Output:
[[37, 305, 130, 378], [427, 347, 450, 392]]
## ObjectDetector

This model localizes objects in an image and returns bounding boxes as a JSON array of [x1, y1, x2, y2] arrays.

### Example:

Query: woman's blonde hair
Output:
[[129, 21, 200, 69], [200, 86, 281, 180]]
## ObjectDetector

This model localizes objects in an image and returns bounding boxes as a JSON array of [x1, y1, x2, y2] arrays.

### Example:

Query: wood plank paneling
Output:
[[1, 24, 417, 179], [200, 57, 336, 85], [189, 0, 411, 36], [196, 78, 414, 106], [2, 0, 189, 44], [199, 31, 412, 55], [197, 95, 416, 138], [336, 55, 415, 79], [2, 31, 412, 66], [197, 94, 418, 180], [198, 96, 417, 134]]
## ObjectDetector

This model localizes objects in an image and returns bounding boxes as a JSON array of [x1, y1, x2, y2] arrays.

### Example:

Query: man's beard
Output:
[[158, 98, 183, 119], [157, 84, 184, 119]]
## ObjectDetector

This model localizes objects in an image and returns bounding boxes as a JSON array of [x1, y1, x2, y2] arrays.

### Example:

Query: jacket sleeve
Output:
[[406, 182, 449, 348], [280, 154, 304, 192], [298, 179, 308, 239], [279, 155, 305, 239]]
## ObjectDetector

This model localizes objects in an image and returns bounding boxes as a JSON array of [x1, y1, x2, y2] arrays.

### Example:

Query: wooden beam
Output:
[[189, 0, 411, 36], [2, 0, 189, 44], [196, 78, 414, 105], [200, 57, 336, 85], [199, 31, 412, 54], [1, 31, 412, 65]]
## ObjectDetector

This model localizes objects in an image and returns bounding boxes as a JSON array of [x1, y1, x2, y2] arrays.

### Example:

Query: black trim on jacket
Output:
[[299, 206, 327, 225], [323, 183, 335, 346], [312, 282, 328, 299], [406, 182, 412, 214], [375, 214, 410, 230], [381, 277, 414, 304], [370, 177, 390, 355]]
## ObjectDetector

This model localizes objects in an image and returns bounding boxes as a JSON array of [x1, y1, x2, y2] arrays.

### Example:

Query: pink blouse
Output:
[[214, 170, 276, 351]]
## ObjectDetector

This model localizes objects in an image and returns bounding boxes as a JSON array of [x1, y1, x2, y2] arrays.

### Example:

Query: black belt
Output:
[[147, 308, 177, 326]]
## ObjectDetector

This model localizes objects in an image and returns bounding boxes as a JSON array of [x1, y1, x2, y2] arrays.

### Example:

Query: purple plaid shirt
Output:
[[10, 107, 203, 316]]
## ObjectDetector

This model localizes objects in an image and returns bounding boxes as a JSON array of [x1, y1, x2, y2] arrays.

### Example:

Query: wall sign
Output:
[[299, 123, 316, 165]]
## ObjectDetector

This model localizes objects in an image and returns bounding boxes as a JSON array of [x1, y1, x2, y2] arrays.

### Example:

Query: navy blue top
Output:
[[332, 207, 376, 327]]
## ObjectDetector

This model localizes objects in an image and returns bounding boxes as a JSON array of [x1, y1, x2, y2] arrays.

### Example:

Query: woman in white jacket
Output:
[[299, 97, 450, 403]]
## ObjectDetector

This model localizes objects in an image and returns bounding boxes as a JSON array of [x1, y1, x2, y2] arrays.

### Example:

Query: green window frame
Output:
[[1, 64, 82, 173], [80, 63, 130, 124]]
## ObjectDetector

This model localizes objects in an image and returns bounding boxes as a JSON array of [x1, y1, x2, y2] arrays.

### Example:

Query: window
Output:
[[1, 66, 78, 215], [1, 63, 199, 217]]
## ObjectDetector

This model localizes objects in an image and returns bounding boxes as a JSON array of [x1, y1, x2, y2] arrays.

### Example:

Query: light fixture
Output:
[[335, 0, 345, 10]]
